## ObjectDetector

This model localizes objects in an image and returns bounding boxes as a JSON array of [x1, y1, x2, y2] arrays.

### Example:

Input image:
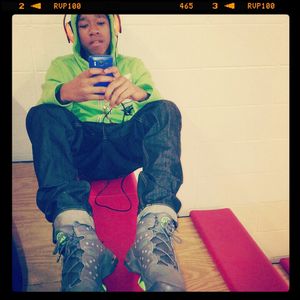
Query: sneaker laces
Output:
[[150, 216, 182, 269], [53, 231, 86, 288], [53, 231, 83, 263]]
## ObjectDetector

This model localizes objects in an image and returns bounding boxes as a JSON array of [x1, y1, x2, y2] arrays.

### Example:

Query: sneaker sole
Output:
[[124, 249, 185, 292]]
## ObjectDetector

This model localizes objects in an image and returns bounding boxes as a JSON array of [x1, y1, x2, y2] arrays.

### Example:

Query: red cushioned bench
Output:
[[190, 208, 288, 292], [88, 173, 142, 292], [280, 257, 290, 275]]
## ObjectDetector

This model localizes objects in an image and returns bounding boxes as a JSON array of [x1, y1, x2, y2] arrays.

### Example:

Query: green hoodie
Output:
[[38, 14, 161, 123]]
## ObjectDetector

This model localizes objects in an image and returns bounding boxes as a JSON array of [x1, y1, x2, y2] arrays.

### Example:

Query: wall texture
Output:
[[12, 15, 289, 260]]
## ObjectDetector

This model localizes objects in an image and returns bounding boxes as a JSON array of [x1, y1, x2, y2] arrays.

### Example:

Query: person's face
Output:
[[77, 14, 111, 56]]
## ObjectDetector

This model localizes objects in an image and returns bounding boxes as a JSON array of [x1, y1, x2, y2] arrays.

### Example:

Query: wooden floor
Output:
[[12, 162, 289, 292]]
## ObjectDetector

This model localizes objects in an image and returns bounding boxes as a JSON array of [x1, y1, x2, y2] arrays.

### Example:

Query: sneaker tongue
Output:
[[53, 231, 69, 257], [56, 232, 68, 245], [159, 215, 172, 228]]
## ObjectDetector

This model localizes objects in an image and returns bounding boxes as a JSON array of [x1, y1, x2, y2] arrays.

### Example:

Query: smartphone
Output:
[[88, 55, 113, 94]]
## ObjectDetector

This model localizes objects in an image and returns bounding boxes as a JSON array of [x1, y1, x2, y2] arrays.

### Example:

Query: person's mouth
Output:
[[90, 40, 104, 46]]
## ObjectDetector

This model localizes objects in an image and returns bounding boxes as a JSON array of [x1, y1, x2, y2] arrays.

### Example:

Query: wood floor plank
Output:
[[12, 162, 36, 178], [27, 281, 61, 292], [174, 217, 229, 291]]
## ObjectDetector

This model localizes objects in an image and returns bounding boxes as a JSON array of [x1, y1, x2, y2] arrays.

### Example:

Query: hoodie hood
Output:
[[70, 14, 118, 68]]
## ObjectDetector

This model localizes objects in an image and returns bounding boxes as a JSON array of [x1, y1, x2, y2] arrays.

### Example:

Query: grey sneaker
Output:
[[53, 221, 118, 291], [124, 212, 185, 291]]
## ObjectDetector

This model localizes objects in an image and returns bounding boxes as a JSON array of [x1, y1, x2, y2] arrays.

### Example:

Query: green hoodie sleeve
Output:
[[37, 58, 74, 108], [124, 57, 162, 104]]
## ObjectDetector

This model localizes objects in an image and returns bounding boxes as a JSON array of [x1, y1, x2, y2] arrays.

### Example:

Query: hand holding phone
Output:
[[88, 55, 113, 95]]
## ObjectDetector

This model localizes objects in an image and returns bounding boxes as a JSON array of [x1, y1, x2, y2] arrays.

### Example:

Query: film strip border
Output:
[[2, 0, 291, 14]]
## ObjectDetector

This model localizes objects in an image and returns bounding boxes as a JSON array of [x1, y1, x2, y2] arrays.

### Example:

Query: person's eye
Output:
[[97, 22, 105, 26], [79, 24, 88, 29]]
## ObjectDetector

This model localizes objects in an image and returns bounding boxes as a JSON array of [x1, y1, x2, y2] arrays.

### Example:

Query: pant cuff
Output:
[[53, 209, 95, 230]]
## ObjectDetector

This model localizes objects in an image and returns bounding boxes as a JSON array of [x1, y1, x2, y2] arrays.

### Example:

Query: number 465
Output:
[[180, 2, 194, 9]]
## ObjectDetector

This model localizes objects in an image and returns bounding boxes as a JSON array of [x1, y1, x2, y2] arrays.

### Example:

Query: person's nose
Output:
[[89, 24, 100, 36]]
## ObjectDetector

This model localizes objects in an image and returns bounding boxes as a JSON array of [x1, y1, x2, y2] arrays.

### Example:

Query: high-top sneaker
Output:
[[53, 221, 118, 291], [124, 212, 185, 291]]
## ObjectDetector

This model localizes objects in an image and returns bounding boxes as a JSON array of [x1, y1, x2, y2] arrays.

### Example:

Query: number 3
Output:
[[212, 2, 218, 9]]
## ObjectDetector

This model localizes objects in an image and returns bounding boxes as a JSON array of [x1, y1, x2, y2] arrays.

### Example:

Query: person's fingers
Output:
[[104, 66, 121, 78], [89, 75, 114, 85]]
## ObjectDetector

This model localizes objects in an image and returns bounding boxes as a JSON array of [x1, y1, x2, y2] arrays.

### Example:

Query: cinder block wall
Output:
[[12, 15, 289, 260]]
